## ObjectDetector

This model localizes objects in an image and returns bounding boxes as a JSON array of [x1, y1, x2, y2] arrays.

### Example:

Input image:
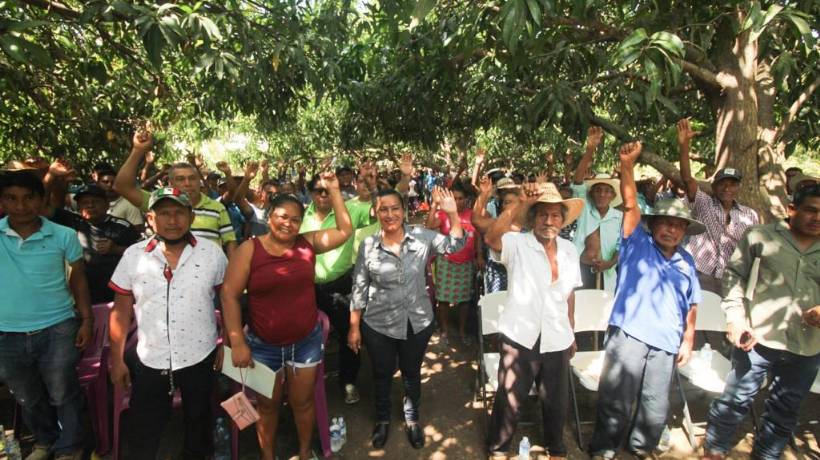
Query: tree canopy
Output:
[[1, 0, 817, 217]]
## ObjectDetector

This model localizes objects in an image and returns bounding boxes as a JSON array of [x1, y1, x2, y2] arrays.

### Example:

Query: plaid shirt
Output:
[[684, 189, 759, 279]]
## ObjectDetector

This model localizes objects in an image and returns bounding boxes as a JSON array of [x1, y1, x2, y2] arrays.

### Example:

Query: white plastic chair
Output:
[[676, 290, 732, 447], [475, 290, 506, 407], [568, 289, 615, 447]]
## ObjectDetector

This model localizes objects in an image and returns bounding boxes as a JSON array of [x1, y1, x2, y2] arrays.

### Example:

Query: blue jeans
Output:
[[705, 345, 820, 460], [0, 318, 84, 454]]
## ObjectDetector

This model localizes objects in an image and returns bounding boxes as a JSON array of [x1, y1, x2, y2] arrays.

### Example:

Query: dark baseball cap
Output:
[[74, 184, 108, 201], [714, 168, 742, 183]]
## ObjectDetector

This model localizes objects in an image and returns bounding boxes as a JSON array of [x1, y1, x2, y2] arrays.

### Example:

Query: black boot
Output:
[[371, 422, 390, 448], [405, 422, 424, 449]]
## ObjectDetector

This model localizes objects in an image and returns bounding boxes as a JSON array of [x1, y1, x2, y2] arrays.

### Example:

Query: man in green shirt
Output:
[[704, 185, 820, 460], [300, 165, 377, 404]]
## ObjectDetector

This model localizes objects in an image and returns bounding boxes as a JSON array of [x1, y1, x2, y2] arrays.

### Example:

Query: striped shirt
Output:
[[140, 190, 236, 247], [684, 189, 758, 279]]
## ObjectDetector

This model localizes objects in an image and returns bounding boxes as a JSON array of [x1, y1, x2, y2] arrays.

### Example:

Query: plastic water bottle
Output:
[[338, 416, 347, 445], [330, 418, 342, 453], [213, 417, 231, 460], [518, 436, 531, 459], [701, 343, 713, 367]]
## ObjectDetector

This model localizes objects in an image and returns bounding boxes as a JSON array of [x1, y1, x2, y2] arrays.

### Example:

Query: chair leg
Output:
[[675, 370, 697, 449], [569, 372, 583, 449]]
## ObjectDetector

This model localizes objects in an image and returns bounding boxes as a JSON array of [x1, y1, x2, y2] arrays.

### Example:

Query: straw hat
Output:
[[584, 174, 622, 207], [533, 183, 584, 228], [495, 177, 519, 190], [789, 172, 818, 193], [644, 198, 706, 235]]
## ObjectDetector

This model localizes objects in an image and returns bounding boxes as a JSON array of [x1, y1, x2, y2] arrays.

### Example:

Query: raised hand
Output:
[[619, 141, 642, 165], [260, 159, 270, 173], [48, 158, 74, 177], [535, 171, 548, 184], [245, 161, 260, 179], [318, 170, 340, 191], [474, 148, 486, 165], [586, 126, 603, 152], [676, 118, 699, 145], [399, 153, 415, 177], [438, 188, 459, 215], [478, 175, 493, 196], [520, 182, 541, 207], [431, 186, 444, 208], [358, 160, 378, 190], [144, 150, 156, 165], [216, 161, 232, 175], [132, 128, 153, 154]]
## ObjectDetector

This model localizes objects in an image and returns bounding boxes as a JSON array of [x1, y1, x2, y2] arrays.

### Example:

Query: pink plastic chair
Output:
[[12, 303, 112, 454], [111, 310, 225, 460], [230, 310, 332, 458]]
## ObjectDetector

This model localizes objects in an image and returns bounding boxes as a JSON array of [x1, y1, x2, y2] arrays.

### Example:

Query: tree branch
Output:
[[776, 75, 820, 142], [18, 0, 80, 18]]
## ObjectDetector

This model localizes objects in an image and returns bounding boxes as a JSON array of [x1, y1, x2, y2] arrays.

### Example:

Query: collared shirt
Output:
[[722, 222, 820, 356], [300, 198, 374, 284], [0, 217, 83, 332], [351, 225, 465, 340], [139, 190, 237, 246], [570, 183, 623, 291], [685, 189, 759, 279], [498, 232, 582, 353], [109, 196, 145, 227], [109, 236, 227, 370], [609, 224, 701, 354]]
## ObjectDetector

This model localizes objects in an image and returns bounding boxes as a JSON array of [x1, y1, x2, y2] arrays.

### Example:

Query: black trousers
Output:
[[125, 347, 217, 460], [315, 270, 360, 387], [361, 320, 434, 423], [487, 335, 570, 456]]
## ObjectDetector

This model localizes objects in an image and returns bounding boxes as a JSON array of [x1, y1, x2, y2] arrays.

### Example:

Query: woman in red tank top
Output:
[[221, 171, 353, 460]]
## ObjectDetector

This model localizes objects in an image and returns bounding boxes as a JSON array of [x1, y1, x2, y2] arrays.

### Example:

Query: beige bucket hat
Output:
[[585, 174, 622, 207], [533, 183, 585, 228], [644, 198, 706, 235]]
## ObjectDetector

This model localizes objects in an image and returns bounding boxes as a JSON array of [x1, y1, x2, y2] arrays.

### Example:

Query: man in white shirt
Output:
[[484, 182, 584, 460], [108, 187, 227, 460]]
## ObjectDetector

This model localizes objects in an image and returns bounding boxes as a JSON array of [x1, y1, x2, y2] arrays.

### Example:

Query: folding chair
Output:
[[676, 290, 733, 448], [568, 289, 614, 447], [474, 291, 506, 416]]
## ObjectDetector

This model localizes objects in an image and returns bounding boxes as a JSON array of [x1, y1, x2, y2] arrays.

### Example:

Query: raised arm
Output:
[[304, 172, 353, 253], [677, 118, 700, 202], [424, 186, 443, 229], [437, 188, 464, 239], [114, 129, 153, 208], [142, 164, 170, 190], [471, 176, 495, 233], [396, 153, 414, 195], [618, 141, 643, 238], [234, 161, 259, 206], [573, 126, 603, 184], [215, 161, 238, 203], [484, 183, 538, 253], [470, 148, 486, 187]]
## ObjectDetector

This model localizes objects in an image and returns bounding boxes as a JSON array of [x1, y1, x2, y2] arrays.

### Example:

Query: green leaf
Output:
[[750, 4, 784, 41], [197, 16, 223, 42], [0, 36, 26, 63], [142, 24, 166, 68], [741, 1, 761, 32], [3, 20, 50, 32], [619, 28, 648, 50], [409, 0, 436, 30], [784, 11, 815, 51], [0, 35, 52, 67], [649, 31, 684, 59], [525, 0, 542, 27], [110, 0, 138, 16]]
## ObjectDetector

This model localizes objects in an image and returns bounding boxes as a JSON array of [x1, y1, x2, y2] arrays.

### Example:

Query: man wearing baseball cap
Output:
[[65, 184, 140, 303], [108, 187, 227, 460], [677, 118, 759, 294]]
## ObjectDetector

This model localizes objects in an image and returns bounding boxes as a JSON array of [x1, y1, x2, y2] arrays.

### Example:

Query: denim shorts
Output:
[[246, 323, 323, 373]]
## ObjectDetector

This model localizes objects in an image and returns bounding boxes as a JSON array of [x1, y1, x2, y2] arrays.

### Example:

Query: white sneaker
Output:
[[25, 445, 52, 460], [344, 383, 360, 404]]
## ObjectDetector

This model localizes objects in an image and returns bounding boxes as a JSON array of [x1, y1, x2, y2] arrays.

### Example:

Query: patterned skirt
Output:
[[435, 257, 475, 304]]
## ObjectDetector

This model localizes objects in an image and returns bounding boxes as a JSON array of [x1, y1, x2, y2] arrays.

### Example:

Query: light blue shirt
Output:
[[609, 224, 701, 354], [0, 217, 83, 331], [570, 182, 623, 291]]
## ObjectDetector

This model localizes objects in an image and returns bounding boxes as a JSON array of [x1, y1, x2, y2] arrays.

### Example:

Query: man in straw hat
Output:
[[571, 126, 623, 292], [484, 181, 584, 460], [589, 142, 704, 459]]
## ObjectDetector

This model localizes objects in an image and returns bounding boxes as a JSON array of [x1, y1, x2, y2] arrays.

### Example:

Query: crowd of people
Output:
[[0, 119, 818, 460]]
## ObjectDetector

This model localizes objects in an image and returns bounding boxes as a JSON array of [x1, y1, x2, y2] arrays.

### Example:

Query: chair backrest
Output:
[[479, 290, 507, 335], [83, 303, 112, 361], [695, 290, 726, 332], [573, 289, 614, 333]]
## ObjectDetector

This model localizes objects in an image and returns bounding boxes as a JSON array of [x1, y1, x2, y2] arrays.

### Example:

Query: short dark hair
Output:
[[0, 170, 46, 197], [169, 162, 198, 177], [793, 184, 820, 208], [785, 167, 803, 174], [307, 175, 321, 191], [96, 168, 117, 178], [376, 188, 405, 209], [269, 193, 305, 217]]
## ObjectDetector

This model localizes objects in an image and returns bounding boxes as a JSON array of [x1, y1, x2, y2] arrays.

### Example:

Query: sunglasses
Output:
[[312, 188, 329, 195]]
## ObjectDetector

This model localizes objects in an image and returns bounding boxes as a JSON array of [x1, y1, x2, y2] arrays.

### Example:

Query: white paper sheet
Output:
[[221, 346, 277, 398]]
